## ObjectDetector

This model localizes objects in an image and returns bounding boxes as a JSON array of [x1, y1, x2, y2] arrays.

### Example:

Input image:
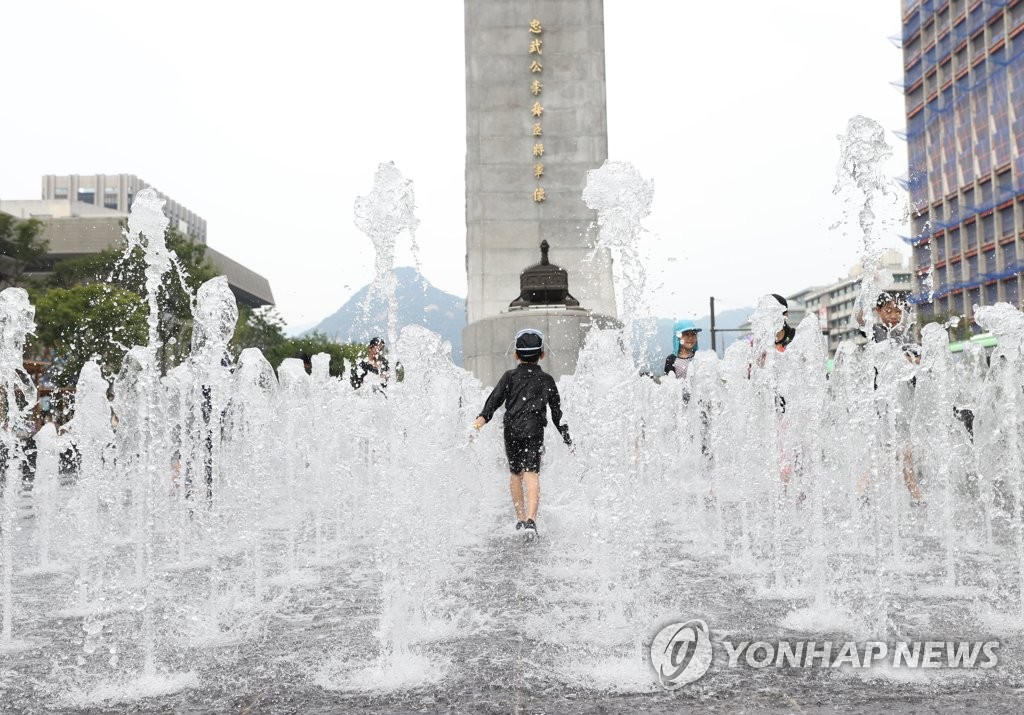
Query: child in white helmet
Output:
[[664, 318, 702, 381]]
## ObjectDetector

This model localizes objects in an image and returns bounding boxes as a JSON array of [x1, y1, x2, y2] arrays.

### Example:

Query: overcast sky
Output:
[[0, 1, 909, 330]]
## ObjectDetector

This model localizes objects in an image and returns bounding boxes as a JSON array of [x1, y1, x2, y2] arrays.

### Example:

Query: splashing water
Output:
[[582, 161, 655, 357], [0, 287, 35, 650], [353, 162, 421, 350], [6, 167, 1024, 712], [3, 282, 1024, 708], [833, 116, 900, 334]]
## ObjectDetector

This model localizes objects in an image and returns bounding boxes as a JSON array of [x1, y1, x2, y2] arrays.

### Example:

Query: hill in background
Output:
[[306, 267, 752, 369], [306, 266, 466, 363]]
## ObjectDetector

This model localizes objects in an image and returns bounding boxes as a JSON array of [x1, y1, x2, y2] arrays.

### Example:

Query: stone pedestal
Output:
[[463, 0, 617, 385], [463, 308, 618, 387]]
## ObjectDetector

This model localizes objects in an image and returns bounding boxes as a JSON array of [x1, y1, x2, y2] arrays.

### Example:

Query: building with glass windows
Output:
[[902, 0, 1024, 327], [2, 174, 273, 307], [802, 249, 914, 355], [41, 174, 207, 244]]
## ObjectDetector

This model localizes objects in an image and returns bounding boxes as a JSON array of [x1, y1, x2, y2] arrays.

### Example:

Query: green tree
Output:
[[264, 332, 363, 378], [232, 305, 290, 357], [31, 283, 148, 386], [32, 227, 220, 382], [920, 311, 972, 342], [30, 221, 369, 387], [0, 213, 47, 288], [230, 307, 367, 378], [49, 248, 123, 288]]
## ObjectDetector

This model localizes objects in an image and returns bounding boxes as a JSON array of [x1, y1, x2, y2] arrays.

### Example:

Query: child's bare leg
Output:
[[855, 470, 870, 495], [523, 471, 540, 521], [902, 447, 923, 501], [509, 473, 527, 522]]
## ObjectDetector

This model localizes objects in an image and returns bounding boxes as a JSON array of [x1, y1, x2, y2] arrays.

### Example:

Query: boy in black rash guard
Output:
[[472, 329, 572, 542]]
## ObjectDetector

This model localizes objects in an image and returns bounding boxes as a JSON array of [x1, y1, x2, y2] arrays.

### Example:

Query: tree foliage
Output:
[[0, 213, 47, 288], [920, 311, 973, 341], [232, 305, 363, 377], [266, 332, 365, 378], [31, 283, 148, 386], [29, 227, 219, 382], [28, 220, 364, 386], [48, 248, 123, 288]]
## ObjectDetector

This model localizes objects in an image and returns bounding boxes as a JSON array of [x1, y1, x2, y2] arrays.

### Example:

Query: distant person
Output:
[[664, 319, 701, 381], [299, 351, 313, 375], [870, 291, 920, 364], [472, 329, 572, 543], [350, 337, 390, 392], [751, 293, 795, 390], [747, 293, 798, 490], [771, 294, 796, 352], [665, 318, 713, 458], [749, 293, 796, 375], [859, 291, 923, 503]]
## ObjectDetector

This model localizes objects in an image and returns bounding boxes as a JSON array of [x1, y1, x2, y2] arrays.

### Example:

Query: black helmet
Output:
[[514, 328, 544, 356]]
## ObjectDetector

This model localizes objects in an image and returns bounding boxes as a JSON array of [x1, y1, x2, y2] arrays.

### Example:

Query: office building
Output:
[[902, 0, 1024, 327], [803, 249, 914, 355], [41, 174, 207, 243], [2, 175, 273, 307]]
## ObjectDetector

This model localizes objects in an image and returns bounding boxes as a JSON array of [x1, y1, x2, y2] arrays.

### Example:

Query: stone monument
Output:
[[463, 0, 617, 386]]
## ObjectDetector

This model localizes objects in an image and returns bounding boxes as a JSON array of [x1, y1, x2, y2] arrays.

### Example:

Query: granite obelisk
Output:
[[463, 0, 618, 386]]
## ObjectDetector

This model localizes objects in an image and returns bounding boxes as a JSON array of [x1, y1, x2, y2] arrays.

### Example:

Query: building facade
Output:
[[803, 249, 914, 355], [2, 189, 272, 308], [41, 174, 207, 244], [902, 0, 1024, 328]]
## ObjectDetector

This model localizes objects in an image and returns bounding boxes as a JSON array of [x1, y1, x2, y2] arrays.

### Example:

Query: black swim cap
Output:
[[875, 291, 908, 308], [515, 328, 544, 355]]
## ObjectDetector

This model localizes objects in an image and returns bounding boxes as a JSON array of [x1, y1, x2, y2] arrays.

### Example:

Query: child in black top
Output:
[[472, 329, 571, 541], [350, 336, 390, 392]]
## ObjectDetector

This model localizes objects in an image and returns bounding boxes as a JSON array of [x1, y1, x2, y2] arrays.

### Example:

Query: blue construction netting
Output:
[[904, 12, 922, 42], [907, 61, 924, 87], [911, 52, 1024, 143], [906, 113, 926, 139], [938, 31, 954, 57], [898, 52, 1024, 229], [900, 179, 1023, 246], [916, 4, 1009, 68], [911, 259, 1024, 304]]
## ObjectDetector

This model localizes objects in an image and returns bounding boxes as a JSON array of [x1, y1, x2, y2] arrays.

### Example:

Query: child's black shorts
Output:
[[504, 432, 545, 473]]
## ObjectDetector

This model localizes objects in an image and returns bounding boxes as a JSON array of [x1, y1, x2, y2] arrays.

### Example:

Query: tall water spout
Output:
[[0, 287, 35, 647], [353, 162, 420, 350], [833, 115, 897, 335], [583, 161, 655, 358]]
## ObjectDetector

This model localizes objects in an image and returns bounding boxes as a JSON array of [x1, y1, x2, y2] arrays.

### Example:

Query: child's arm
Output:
[[350, 360, 365, 389], [546, 379, 572, 446], [474, 372, 509, 429]]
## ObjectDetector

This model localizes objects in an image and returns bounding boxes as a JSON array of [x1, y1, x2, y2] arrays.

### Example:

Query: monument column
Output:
[[463, 0, 617, 386]]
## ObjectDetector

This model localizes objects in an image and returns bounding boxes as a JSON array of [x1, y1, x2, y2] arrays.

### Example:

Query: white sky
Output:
[[0, 1, 909, 330]]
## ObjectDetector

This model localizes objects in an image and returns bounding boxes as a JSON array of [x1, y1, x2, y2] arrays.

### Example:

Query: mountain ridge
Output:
[[306, 267, 753, 369]]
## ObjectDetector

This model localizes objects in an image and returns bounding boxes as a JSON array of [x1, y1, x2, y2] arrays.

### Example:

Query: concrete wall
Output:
[[464, 307, 618, 388], [0, 199, 122, 219]]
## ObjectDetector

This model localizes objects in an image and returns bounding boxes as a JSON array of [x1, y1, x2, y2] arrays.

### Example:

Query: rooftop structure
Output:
[[0, 197, 273, 308]]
